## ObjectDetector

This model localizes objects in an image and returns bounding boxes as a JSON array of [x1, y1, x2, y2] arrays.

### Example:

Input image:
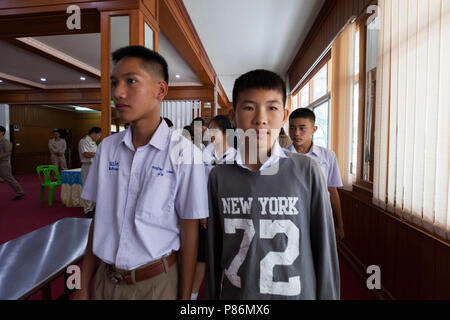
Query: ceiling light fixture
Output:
[[40, 78, 47, 82], [0, 80, 3, 83], [75, 106, 93, 111], [80, 76, 86, 81], [175, 74, 181, 78]]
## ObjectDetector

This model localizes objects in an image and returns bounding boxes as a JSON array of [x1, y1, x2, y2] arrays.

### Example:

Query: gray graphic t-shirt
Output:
[[204, 152, 340, 300]]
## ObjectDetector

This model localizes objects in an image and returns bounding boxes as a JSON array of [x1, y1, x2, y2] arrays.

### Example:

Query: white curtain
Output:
[[160, 100, 201, 129], [331, 22, 356, 189], [374, 0, 450, 240]]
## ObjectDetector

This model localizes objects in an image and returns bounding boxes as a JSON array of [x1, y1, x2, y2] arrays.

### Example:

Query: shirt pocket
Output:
[[135, 171, 175, 222]]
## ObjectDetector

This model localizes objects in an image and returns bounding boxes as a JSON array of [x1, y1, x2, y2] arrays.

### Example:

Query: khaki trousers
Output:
[[80, 163, 95, 213], [93, 261, 179, 300], [0, 162, 24, 196], [51, 154, 67, 170]]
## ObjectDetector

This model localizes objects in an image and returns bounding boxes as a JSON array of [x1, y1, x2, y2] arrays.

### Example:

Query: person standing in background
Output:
[[78, 126, 102, 218], [0, 126, 24, 200], [191, 117, 207, 150], [48, 129, 68, 170], [287, 108, 345, 243]]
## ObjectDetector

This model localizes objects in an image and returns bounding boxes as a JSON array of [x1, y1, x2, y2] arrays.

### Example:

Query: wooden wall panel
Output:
[[435, 242, 450, 299], [11, 126, 57, 174], [339, 190, 450, 300], [8, 105, 102, 173], [382, 212, 397, 298], [288, 0, 375, 91], [10, 104, 72, 129]]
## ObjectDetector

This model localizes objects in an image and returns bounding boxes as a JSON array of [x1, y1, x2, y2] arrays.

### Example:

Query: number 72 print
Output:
[[223, 218, 301, 297]]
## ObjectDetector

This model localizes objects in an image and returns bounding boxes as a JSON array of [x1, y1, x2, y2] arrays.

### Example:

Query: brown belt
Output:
[[106, 251, 178, 285]]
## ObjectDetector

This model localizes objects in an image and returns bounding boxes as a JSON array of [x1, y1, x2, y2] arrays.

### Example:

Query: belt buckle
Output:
[[107, 267, 124, 284]]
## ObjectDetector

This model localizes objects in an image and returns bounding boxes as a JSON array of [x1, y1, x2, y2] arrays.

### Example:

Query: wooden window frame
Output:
[[354, 13, 377, 191], [292, 58, 332, 148]]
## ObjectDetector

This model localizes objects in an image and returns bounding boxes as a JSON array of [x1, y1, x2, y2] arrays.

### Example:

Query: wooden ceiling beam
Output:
[[0, 1, 140, 16], [0, 72, 44, 89], [6, 38, 101, 80], [0, 88, 101, 104], [166, 85, 213, 101], [0, 9, 100, 38]]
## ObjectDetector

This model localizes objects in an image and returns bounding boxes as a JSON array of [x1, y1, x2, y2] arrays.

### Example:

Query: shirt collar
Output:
[[122, 118, 169, 151], [308, 142, 321, 156], [235, 140, 287, 171], [287, 142, 320, 156]]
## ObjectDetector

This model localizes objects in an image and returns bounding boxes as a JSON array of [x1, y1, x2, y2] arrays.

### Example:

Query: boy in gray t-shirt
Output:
[[204, 70, 340, 300]]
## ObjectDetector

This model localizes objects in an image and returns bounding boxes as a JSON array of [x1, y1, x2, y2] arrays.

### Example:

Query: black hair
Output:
[[280, 127, 287, 136], [191, 117, 205, 127], [289, 108, 316, 124], [163, 117, 174, 128], [182, 125, 194, 140], [0, 126, 5, 134], [88, 126, 102, 135], [112, 45, 169, 83], [232, 69, 286, 110], [209, 115, 233, 134]]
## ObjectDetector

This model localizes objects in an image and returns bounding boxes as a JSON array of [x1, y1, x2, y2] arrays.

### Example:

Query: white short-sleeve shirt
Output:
[[78, 135, 97, 164], [81, 119, 209, 270], [286, 143, 343, 188]]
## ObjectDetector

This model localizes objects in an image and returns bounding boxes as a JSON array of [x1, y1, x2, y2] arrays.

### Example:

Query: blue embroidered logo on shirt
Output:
[[109, 161, 119, 171], [151, 166, 174, 176]]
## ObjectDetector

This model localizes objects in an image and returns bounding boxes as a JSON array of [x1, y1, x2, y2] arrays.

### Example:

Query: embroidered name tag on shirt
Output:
[[151, 166, 174, 176], [109, 161, 119, 171]]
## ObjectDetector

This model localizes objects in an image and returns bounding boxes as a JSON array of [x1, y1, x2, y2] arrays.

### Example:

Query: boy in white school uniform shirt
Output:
[[78, 126, 101, 218], [287, 108, 345, 242], [74, 46, 208, 300]]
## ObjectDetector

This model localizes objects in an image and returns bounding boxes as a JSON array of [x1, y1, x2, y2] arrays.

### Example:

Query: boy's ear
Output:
[[228, 108, 236, 127], [312, 126, 318, 134], [282, 109, 289, 124], [156, 81, 168, 101]]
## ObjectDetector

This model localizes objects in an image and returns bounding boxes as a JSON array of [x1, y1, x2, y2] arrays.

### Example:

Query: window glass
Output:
[[313, 65, 327, 101], [313, 102, 329, 148], [363, 18, 378, 182], [292, 94, 298, 109], [367, 18, 378, 72], [300, 83, 310, 108]]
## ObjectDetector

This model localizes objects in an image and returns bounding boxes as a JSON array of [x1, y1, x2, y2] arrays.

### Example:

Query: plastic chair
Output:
[[36, 165, 62, 207]]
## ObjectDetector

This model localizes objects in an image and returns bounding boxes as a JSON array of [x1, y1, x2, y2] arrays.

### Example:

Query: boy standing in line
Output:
[[78, 126, 101, 218], [204, 70, 340, 300], [287, 108, 345, 242], [74, 46, 208, 300]]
